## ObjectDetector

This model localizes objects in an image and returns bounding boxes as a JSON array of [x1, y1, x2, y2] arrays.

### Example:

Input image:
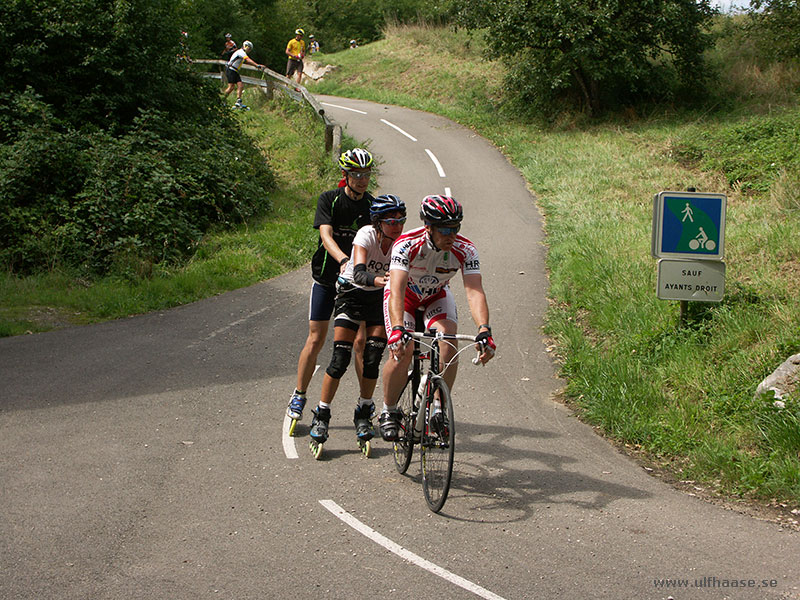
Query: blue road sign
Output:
[[653, 191, 726, 260]]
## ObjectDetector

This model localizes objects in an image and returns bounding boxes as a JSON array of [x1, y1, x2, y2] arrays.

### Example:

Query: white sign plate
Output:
[[657, 259, 725, 302]]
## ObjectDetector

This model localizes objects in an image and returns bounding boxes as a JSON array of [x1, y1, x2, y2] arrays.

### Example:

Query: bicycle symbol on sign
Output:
[[688, 227, 716, 251]]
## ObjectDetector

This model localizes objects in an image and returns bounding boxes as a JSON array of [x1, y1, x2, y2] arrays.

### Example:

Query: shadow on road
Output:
[[432, 420, 652, 523]]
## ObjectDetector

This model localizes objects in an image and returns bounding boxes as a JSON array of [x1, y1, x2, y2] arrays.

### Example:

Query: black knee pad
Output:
[[326, 341, 353, 379], [362, 336, 387, 379]]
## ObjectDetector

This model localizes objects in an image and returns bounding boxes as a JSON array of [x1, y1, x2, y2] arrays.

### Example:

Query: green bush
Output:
[[0, 107, 273, 275], [0, 0, 275, 276], [453, 0, 715, 118]]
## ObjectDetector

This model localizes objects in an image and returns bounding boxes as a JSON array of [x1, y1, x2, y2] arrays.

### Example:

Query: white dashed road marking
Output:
[[321, 102, 368, 114], [425, 148, 447, 177], [380, 118, 418, 141], [320, 500, 508, 600]]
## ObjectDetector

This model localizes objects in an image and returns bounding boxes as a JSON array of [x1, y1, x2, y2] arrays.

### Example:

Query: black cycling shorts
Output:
[[226, 67, 241, 84], [333, 285, 384, 330]]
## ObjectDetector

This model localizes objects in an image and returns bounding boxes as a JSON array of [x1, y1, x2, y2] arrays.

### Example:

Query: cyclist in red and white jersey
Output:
[[378, 195, 496, 441]]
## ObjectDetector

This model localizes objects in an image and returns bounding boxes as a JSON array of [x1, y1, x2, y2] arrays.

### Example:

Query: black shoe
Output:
[[378, 410, 401, 442], [429, 410, 449, 440]]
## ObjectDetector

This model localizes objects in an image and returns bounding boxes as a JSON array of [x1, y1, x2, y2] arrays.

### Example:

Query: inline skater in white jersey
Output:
[[308, 195, 406, 446], [378, 195, 496, 441], [223, 40, 264, 108]]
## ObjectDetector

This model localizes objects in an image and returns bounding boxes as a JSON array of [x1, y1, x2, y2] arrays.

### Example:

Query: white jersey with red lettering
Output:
[[340, 225, 391, 292], [388, 226, 481, 301]]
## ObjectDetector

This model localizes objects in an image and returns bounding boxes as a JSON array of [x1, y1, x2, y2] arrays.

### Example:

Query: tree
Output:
[[0, 0, 274, 275], [749, 0, 800, 60], [175, 0, 283, 70], [454, 0, 715, 117]]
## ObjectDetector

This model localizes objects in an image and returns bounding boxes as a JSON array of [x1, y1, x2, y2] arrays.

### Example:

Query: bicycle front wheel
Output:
[[392, 372, 416, 474], [420, 376, 455, 513]]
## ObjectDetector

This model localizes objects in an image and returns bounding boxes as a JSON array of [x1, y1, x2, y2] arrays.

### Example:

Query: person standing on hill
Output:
[[223, 40, 264, 109], [309, 34, 320, 55], [221, 33, 237, 61], [285, 28, 306, 85]]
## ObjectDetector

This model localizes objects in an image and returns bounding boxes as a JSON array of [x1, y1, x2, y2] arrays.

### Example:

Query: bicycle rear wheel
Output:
[[392, 372, 416, 474], [420, 376, 455, 513]]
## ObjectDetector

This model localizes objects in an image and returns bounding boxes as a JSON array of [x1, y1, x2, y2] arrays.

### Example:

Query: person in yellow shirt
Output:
[[285, 28, 306, 85]]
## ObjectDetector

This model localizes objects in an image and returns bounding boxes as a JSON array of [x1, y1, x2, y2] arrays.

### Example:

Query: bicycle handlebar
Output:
[[408, 331, 479, 343], [407, 330, 486, 365]]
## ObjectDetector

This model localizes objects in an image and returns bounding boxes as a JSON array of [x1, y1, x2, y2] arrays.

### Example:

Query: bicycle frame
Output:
[[408, 329, 480, 440], [391, 326, 483, 512]]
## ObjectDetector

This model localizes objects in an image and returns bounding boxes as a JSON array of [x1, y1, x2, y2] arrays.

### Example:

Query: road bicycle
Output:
[[391, 323, 485, 513]]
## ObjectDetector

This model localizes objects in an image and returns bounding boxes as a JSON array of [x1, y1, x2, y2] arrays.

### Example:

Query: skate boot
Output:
[[309, 406, 331, 444], [286, 393, 306, 420], [286, 393, 306, 437], [353, 403, 375, 441], [308, 406, 330, 460], [379, 409, 401, 442]]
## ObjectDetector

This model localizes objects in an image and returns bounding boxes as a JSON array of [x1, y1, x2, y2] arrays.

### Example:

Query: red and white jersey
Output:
[[388, 226, 481, 301]]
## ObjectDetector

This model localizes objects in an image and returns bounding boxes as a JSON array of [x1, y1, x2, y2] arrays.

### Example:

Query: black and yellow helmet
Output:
[[338, 148, 373, 171]]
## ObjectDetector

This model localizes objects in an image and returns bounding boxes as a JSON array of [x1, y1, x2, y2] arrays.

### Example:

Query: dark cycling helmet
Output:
[[295, 28, 305, 36], [370, 194, 406, 222], [420, 195, 463, 225], [338, 148, 373, 171]]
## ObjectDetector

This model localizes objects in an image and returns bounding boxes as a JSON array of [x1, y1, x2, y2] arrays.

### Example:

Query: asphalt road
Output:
[[2, 96, 799, 600]]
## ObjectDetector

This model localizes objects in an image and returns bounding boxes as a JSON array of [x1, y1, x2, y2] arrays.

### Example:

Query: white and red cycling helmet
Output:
[[420, 195, 463, 225]]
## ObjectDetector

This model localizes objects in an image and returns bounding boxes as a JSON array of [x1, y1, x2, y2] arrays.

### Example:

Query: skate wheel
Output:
[[309, 440, 323, 460], [288, 418, 298, 437], [359, 439, 371, 458]]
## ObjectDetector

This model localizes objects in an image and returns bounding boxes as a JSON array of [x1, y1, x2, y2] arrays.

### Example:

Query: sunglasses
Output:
[[381, 217, 407, 226], [347, 171, 371, 180], [435, 224, 461, 235]]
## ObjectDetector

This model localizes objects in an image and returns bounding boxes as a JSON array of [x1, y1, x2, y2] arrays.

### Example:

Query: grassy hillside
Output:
[[312, 23, 800, 511]]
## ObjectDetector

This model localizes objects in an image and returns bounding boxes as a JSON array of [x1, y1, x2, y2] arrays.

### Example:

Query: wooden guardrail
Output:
[[192, 59, 341, 158]]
